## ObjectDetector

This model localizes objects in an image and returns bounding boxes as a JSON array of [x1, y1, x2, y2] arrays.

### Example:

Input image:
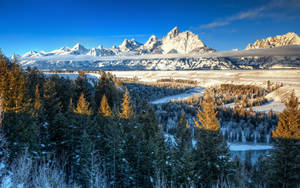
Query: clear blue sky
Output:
[[1, 0, 300, 56]]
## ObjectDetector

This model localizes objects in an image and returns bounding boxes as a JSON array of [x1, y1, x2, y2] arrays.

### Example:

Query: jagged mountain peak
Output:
[[144, 35, 158, 46], [146, 35, 158, 42], [165, 26, 179, 40], [246, 32, 300, 50], [161, 27, 206, 54], [72, 43, 86, 50], [119, 38, 142, 52]]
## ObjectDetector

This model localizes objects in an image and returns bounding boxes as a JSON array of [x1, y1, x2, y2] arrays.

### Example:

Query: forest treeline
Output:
[[0, 52, 299, 187]]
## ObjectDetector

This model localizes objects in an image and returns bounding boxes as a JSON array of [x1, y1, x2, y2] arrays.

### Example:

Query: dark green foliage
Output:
[[73, 71, 94, 106], [43, 79, 62, 122], [95, 71, 122, 110], [267, 139, 300, 187], [2, 112, 39, 158], [251, 155, 269, 187], [193, 129, 232, 187], [172, 112, 194, 187]]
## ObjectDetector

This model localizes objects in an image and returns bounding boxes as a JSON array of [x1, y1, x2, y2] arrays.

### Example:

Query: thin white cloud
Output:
[[197, 7, 266, 29], [194, 0, 300, 30]]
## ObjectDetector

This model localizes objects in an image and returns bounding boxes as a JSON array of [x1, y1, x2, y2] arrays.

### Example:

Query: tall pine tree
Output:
[[193, 95, 219, 131], [34, 84, 41, 111], [268, 92, 300, 187], [193, 94, 232, 187], [74, 93, 92, 115], [119, 89, 134, 119], [99, 94, 112, 117], [272, 92, 300, 140]]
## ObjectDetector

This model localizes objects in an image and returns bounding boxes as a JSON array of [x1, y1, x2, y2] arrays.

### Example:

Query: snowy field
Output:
[[108, 70, 300, 89]]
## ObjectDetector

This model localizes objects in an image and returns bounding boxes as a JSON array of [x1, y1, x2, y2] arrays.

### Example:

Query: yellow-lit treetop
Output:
[[99, 94, 112, 117], [119, 89, 134, 119], [272, 92, 300, 140], [74, 93, 92, 115], [194, 94, 220, 131]]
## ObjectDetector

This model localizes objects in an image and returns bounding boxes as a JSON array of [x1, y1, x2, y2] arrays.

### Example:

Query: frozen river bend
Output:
[[150, 87, 205, 104], [229, 143, 273, 163]]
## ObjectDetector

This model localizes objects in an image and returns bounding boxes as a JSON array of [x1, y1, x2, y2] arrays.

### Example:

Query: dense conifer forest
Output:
[[0, 52, 299, 187]]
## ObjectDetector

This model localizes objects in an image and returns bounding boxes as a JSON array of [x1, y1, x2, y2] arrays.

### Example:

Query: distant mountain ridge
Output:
[[17, 28, 300, 71], [246, 32, 300, 50]]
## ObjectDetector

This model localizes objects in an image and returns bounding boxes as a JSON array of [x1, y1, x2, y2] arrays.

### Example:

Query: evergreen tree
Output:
[[272, 92, 300, 140], [68, 98, 74, 112], [0, 61, 28, 113], [43, 79, 61, 121], [95, 71, 121, 108], [102, 117, 131, 186], [268, 92, 300, 187], [73, 71, 93, 104], [193, 94, 232, 187], [251, 155, 268, 187], [99, 94, 112, 117], [76, 129, 94, 187], [25, 67, 45, 100], [119, 89, 134, 119], [173, 112, 194, 187], [2, 112, 39, 158], [232, 156, 247, 187], [74, 93, 92, 115], [34, 84, 41, 111], [129, 104, 160, 187], [193, 95, 219, 131], [0, 53, 9, 106]]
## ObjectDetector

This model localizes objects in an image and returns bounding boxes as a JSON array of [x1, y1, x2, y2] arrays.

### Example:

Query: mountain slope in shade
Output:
[[246, 32, 300, 50]]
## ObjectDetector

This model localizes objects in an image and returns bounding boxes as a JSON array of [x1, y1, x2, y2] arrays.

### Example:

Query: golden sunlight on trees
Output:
[[74, 93, 92, 115], [99, 94, 112, 117], [119, 89, 134, 119], [272, 92, 300, 140], [194, 94, 220, 131], [34, 84, 41, 111]]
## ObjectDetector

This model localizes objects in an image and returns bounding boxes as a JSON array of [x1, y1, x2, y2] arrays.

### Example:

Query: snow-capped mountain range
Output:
[[17, 27, 300, 71], [20, 27, 212, 58]]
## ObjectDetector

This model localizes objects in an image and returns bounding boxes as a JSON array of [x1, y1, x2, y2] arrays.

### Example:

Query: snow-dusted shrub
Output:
[[10, 151, 32, 188], [31, 161, 69, 188]]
